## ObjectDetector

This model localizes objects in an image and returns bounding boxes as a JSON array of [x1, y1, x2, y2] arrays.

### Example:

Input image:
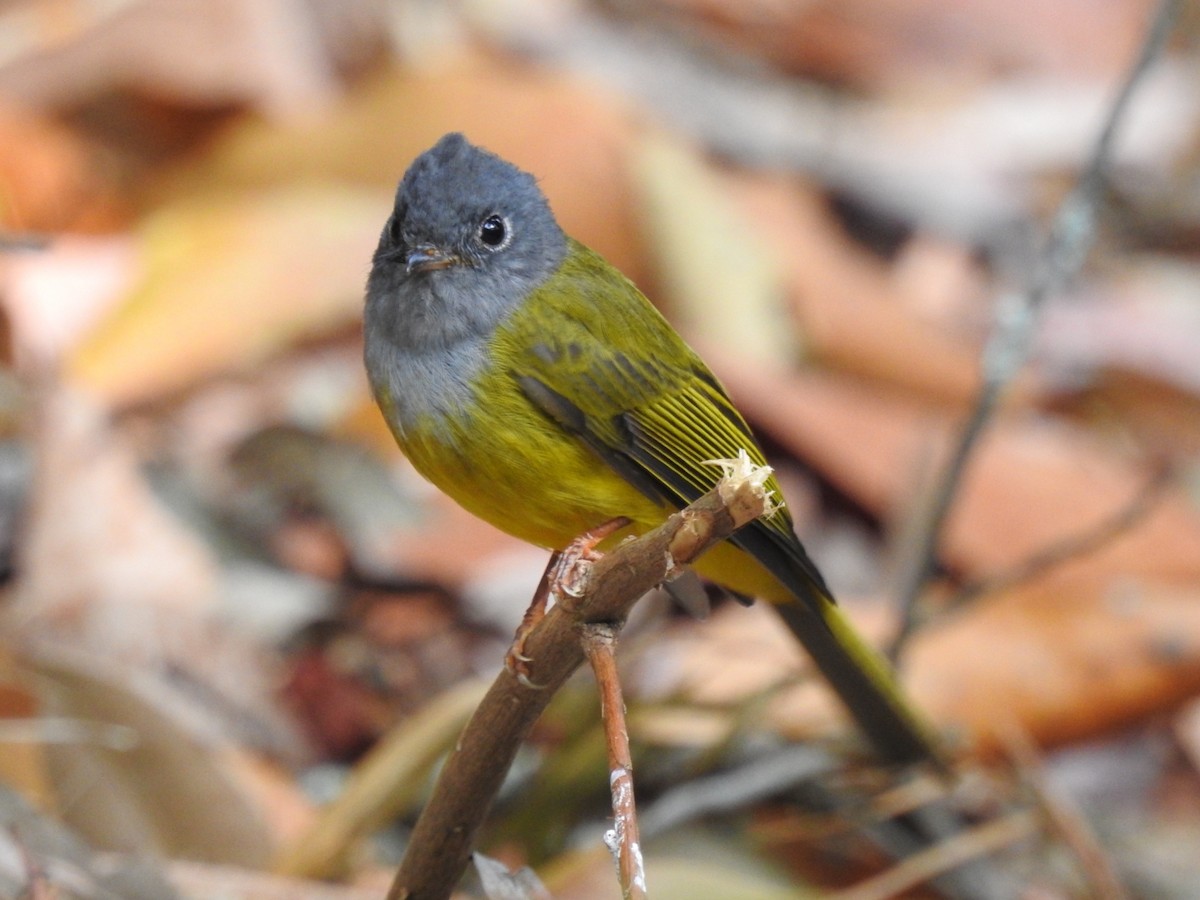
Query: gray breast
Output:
[[365, 334, 489, 440]]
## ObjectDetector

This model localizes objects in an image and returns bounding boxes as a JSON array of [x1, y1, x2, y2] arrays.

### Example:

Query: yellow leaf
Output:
[[68, 184, 387, 406]]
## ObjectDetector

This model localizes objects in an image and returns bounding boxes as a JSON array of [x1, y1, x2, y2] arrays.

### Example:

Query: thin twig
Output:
[[888, 0, 1184, 662], [582, 623, 647, 900], [827, 810, 1040, 900], [942, 463, 1170, 615], [387, 464, 775, 900], [998, 722, 1129, 900]]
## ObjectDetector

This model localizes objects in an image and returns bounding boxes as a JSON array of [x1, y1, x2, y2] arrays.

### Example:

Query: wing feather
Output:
[[502, 240, 831, 602]]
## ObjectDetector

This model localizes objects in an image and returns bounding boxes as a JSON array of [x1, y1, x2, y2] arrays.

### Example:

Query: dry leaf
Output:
[[728, 172, 1014, 410], [169, 859, 381, 900], [3, 235, 137, 364], [0, 0, 345, 118], [11, 383, 300, 766], [0, 650, 52, 809], [644, 576, 1200, 756], [1063, 369, 1200, 458], [0, 103, 127, 233], [904, 577, 1200, 754], [12, 385, 220, 654], [547, 835, 810, 900], [275, 679, 487, 880], [649, 0, 1155, 87], [632, 132, 793, 369], [67, 184, 384, 406], [0, 783, 178, 899], [32, 652, 274, 866]]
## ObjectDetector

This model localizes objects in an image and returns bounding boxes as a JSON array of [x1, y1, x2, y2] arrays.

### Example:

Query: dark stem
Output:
[[887, 0, 1183, 662]]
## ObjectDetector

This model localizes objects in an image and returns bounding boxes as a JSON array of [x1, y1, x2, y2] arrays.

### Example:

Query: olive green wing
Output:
[[504, 246, 944, 767], [503, 245, 831, 603]]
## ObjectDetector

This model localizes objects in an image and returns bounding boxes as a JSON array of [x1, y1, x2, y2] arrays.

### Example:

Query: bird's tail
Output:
[[772, 590, 943, 769]]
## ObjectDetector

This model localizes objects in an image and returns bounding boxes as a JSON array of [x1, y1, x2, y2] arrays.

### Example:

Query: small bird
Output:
[[364, 133, 939, 767]]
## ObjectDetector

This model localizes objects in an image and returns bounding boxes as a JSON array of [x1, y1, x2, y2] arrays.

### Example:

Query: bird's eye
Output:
[[478, 214, 508, 249]]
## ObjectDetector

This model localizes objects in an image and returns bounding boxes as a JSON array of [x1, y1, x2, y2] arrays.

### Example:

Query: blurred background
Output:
[[1, 0, 1199, 897]]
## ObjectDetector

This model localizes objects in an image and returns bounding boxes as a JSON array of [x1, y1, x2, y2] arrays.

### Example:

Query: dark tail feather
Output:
[[772, 593, 943, 769]]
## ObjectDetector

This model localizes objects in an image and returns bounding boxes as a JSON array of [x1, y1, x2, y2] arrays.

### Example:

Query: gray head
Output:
[[366, 133, 568, 352]]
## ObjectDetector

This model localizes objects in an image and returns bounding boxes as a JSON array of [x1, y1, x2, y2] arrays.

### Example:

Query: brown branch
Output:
[[387, 465, 774, 900], [582, 623, 647, 900]]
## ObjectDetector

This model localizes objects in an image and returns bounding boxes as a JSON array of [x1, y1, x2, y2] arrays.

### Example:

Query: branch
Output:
[[941, 463, 1170, 616], [582, 623, 647, 900], [386, 459, 775, 900], [888, 0, 1183, 661]]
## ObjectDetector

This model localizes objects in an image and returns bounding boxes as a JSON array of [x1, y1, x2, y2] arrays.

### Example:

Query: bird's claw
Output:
[[516, 671, 547, 690], [503, 516, 631, 689], [505, 640, 546, 689]]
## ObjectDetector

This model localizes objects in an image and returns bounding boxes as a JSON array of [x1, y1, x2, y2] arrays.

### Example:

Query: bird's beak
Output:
[[406, 244, 460, 274]]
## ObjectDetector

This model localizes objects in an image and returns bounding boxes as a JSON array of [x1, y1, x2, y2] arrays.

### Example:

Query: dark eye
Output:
[[478, 214, 508, 248]]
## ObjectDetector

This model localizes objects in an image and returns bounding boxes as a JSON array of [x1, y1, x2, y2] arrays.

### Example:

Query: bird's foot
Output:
[[505, 516, 632, 687]]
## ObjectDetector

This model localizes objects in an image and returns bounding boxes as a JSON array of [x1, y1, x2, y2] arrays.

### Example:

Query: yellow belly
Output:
[[397, 416, 780, 611], [387, 370, 664, 550], [379, 341, 788, 605]]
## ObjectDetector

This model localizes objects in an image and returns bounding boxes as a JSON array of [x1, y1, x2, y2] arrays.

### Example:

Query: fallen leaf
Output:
[[3, 234, 138, 362], [650, 0, 1155, 88], [275, 678, 487, 880], [727, 172, 1019, 411], [0, 650, 51, 809], [67, 184, 385, 406], [169, 858, 381, 899], [33, 651, 274, 865], [0, 0, 343, 119], [0, 103, 127, 233], [632, 132, 794, 369], [0, 783, 179, 899], [903, 577, 1200, 754], [1060, 369, 1200, 459], [12, 383, 301, 770], [12, 385, 220, 651]]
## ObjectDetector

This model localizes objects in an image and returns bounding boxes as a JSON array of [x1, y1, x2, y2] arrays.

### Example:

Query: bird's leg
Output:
[[505, 549, 561, 683], [506, 516, 631, 686]]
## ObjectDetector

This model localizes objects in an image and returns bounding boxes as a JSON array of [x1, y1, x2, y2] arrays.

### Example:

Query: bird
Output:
[[363, 132, 940, 768]]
